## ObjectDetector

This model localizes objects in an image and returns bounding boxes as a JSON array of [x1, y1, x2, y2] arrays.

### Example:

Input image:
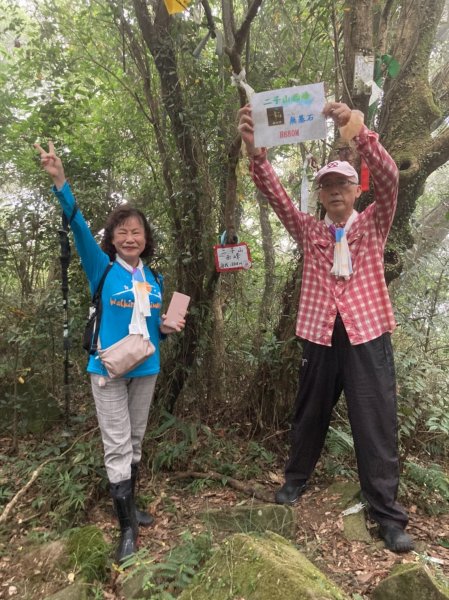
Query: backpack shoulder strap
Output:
[[89, 261, 113, 354], [92, 261, 114, 305], [148, 267, 163, 294]]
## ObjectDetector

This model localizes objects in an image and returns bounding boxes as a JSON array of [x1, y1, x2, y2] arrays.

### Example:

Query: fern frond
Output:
[[326, 426, 354, 456]]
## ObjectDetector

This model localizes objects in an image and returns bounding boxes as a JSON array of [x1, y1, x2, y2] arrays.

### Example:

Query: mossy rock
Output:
[[326, 482, 371, 543], [342, 508, 372, 543], [178, 531, 350, 600], [43, 582, 90, 600], [200, 502, 296, 538], [327, 481, 361, 508], [21, 540, 68, 573], [119, 569, 149, 600], [371, 563, 449, 599], [66, 525, 109, 582], [13, 540, 70, 600]]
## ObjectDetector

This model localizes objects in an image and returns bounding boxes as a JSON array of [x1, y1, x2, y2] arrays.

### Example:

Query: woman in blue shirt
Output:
[[35, 142, 185, 563]]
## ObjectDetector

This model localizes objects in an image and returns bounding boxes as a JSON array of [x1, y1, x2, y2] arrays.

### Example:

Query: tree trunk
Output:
[[378, 0, 449, 280], [206, 279, 227, 411], [256, 189, 276, 335], [342, 0, 374, 116]]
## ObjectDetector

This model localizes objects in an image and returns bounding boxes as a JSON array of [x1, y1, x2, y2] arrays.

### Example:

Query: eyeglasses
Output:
[[317, 179, 358, 190]]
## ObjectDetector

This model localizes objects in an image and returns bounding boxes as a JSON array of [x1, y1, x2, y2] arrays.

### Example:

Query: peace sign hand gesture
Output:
[[34, 141, 66, 189]]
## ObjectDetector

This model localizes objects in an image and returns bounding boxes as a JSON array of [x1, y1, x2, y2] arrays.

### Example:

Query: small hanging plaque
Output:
[[213, 242, 252, 272]]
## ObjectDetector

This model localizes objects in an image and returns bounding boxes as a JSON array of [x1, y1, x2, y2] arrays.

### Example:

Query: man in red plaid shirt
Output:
[[238, 101, 413, 553]]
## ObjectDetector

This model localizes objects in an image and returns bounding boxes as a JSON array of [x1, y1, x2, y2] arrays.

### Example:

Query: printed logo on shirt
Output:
[[109, 283, 162, 309], [110, 298, 162, 309]]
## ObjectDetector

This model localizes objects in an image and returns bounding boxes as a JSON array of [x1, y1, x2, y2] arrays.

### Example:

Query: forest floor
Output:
[[2, 467, 449, 599], [125, 472, 449, 598]]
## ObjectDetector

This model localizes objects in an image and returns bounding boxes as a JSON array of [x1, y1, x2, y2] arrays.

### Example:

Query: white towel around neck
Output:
[[115, 255, 151, 339], [324, 210, 358, 279]]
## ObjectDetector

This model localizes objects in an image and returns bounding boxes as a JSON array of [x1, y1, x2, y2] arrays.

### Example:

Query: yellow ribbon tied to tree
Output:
[[164, 0, 191, 14]]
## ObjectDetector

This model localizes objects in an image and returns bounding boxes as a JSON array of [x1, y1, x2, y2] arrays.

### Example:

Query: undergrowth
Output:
[[403, 461, 449, 515], [121, 530, 213, 599], [0, 426, 105, 529], [147, 410, 277, 482]]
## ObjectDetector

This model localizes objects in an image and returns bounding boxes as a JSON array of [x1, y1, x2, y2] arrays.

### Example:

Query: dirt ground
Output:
[[2, 470, 449, 600]]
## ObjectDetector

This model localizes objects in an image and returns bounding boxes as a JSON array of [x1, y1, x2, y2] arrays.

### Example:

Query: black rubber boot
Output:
[[110, 479, 139, 563], [275, 480, 307, 505], [131, 463, 154, 527]]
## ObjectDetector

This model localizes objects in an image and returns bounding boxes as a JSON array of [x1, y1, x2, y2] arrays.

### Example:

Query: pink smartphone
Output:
[[164, 292, 190, 328]]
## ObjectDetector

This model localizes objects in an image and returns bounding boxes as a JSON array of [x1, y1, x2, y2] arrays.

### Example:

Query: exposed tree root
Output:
[[170, 470, 275, 503]]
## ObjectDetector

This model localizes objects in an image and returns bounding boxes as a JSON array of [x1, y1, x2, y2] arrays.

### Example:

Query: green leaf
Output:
[[386, 58, 400, 77], [381, 54, 400, 78]]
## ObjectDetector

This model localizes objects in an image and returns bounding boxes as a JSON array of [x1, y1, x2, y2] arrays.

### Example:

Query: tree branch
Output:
[[426, 127, 449, 174], [233, 0, 264, 55], [170, 470, 275, 503], [201, 0, 215, 33], [222, 0, 236, 47], [431, 59, 449, 112], [376, 0, 395, 54]]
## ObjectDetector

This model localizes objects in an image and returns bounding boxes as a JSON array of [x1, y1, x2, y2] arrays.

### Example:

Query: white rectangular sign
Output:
[[252, 82, 327, 148], [213, 243, 252, 272]]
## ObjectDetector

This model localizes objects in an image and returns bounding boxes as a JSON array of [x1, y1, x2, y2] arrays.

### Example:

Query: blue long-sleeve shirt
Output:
[[54, 181, 163, 377]]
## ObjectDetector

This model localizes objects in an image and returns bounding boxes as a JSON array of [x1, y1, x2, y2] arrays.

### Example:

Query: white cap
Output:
[[315, 160, 358, 183]]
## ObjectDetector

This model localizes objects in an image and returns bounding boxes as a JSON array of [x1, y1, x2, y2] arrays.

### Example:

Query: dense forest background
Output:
[[1, 0, 449, 596]]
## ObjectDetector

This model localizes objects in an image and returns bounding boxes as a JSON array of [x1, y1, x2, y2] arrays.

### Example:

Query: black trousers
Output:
[[285, 315, 408, 528]]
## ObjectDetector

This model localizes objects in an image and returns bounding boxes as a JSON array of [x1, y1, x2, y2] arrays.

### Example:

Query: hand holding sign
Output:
[[323, 101, 364, 141], [237, 105, 263, 157]]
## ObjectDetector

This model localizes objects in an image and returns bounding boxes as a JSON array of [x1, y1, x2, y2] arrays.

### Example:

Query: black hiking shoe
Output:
[[379, 525, 414, 553], [275, 480, 307, 505]]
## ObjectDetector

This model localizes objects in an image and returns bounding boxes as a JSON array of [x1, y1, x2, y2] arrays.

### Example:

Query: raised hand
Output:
[[34, 141, 66, 189], [237, 104, 262, 157], [323, 102, 364, 141], [322, 102, 353, 127]]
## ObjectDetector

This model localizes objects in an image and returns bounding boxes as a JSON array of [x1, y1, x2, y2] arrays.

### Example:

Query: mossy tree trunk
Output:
[[377, 0, 449, 280]]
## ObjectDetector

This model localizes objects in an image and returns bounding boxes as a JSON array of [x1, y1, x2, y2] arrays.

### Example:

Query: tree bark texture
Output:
[[342, 0, 374, 116], [378, 0, 449, 280], [256, 189, 276, 333]]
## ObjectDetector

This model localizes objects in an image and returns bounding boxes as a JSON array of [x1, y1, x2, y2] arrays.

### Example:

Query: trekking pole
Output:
[[58, 212, 72, 427]]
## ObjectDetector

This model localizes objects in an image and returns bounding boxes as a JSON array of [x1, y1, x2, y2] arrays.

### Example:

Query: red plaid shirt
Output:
[[250, 125, 399, 346]]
